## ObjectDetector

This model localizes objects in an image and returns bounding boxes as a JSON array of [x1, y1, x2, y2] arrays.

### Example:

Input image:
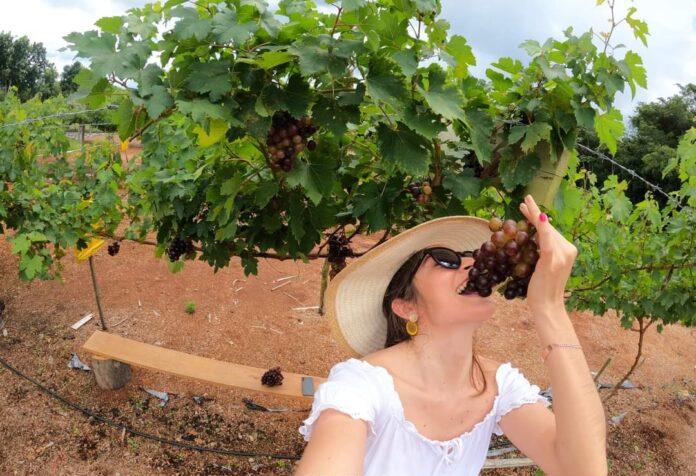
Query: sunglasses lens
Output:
[[429, 248, 460, 268]]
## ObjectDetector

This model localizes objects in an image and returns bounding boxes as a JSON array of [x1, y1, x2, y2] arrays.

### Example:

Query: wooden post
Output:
[[318, 258, 330, 316], [88, 256, 108, 330], [524, 143, 572, 210], [91, 356, 132, 390], [79, 124, 85, 147]]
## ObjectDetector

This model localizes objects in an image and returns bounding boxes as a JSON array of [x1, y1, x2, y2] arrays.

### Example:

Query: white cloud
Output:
[[1, 0, 693, 117]]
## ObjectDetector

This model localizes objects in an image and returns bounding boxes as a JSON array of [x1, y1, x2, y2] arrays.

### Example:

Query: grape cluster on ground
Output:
[[461, 217, 540, 299], [107, 242, 120, 257], [260, 367, 284, 387], [266, 111, 317, 172]]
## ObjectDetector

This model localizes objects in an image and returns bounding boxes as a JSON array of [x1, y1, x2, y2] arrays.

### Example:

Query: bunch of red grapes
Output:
[[266, 111, 317, 172], [461, 217, 540, 299], [167, 238, 194, 262], [261, 367, 284, 387], [407, 180, 432, 204], [107, 241, 120, 256], [327, 232, 353, 279]]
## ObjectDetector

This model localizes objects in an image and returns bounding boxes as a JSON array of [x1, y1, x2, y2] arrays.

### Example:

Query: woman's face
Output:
[[409, 248, 496, 329]]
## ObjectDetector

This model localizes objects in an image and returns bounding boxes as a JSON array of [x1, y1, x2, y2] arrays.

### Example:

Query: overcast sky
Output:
[[1, 0, 694, 118]]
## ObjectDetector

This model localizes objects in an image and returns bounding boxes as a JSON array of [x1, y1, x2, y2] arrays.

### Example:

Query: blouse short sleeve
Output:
[[493, 364, 551, 436], [299, 359, 380, 442]]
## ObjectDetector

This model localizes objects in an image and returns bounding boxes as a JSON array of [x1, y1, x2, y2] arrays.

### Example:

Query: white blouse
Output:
[[299, 358, 550, 476]]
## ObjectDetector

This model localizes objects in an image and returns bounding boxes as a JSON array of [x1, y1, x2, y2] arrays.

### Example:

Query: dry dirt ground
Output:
[[1, 208, 694, 474]]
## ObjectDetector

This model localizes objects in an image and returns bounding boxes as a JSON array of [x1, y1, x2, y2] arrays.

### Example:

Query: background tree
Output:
[[580, 84, 696, 205], [60, 61, 83, 96], [0, 31, 58, 101]]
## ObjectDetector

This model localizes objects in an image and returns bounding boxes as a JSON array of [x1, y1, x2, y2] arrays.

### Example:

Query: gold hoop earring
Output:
[[406, 313, 418, 336]]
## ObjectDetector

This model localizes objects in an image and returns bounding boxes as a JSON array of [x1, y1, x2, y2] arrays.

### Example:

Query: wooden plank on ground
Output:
[[82, 331, 325, 400]]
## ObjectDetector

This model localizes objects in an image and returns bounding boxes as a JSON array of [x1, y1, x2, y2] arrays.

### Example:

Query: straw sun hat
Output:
[[325, 216, 492, 357]]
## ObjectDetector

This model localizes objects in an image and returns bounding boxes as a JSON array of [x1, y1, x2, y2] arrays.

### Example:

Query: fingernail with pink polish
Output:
[[539, 213, 547, 222]]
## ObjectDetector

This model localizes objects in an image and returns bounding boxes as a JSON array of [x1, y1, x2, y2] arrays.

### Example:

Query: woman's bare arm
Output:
[[294, 409, 369, 476]]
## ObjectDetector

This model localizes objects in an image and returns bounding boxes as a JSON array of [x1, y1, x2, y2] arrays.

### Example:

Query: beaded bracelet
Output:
[[541, 343, 583, 363]]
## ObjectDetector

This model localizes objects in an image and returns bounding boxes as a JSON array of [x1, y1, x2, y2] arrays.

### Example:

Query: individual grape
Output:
[[478, 287, 492, 297], [307, 140, 317, 151], [488, 217, 503, 232], [492, 231, 507, 248], [504, 240, 519, 257], [513, 263, 532, 278], [504, 287, 517, 300], [422, 184, 432, 195], [481, 241, 496, 255], [502, 220, 517, 238], [522, 247, 539, 264], [515, 231, 529, 247], [517, 220, 530, 233]]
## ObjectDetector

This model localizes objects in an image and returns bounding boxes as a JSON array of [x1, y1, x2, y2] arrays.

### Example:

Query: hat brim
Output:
[[325, 216, 492, 357]]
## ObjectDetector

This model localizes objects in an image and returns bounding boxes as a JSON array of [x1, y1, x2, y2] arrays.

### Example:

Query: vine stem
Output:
[[570, 261, 696, 293], [602, 316, 653, 403], [330, 6, 343, 37]]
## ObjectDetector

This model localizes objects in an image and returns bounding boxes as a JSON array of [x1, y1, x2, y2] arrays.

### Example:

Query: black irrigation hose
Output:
[[0, 354, 302, 461]]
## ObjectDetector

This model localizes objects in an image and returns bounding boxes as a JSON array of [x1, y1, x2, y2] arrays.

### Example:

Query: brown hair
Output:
[[381, 249, 488, 395]]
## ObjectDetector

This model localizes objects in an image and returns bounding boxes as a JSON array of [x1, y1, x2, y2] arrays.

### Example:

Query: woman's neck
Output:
[[404, 325, 479, 394]]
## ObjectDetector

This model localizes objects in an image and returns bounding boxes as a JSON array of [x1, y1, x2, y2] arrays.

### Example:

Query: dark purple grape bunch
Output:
[[107, 241, 120, 256], [328, 232, 353, 279], [167, 238, 194, 262], [266, 111, 317, 172], [407, 180, 432, 205], [261, 367, 284, 387], [460, 217, 540, 299]]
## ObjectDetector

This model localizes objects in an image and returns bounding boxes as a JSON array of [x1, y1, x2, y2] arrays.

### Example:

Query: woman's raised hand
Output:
[[519, 194, 577, 314]]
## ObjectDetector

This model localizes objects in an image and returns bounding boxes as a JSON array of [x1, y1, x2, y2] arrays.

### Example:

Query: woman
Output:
[[295, 195, 607, 476]]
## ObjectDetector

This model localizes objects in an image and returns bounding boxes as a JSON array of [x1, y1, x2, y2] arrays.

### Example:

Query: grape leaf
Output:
[[417, 68, 465, 121], [376, 122, 431, 176], [462, 109, 493, 164], [444, 35, 476, 79], [253, 181, 279, 208], [95, 16, 124, 34], [288, 37, 346, 77], [491, 57, 523, 75], [256, 51, 294, 70], [176, 99, 235, 123], [442, 169, 481, 201], [392, 50, 417, 77], [312, 96, 360, 137], [499, 152, 541, 190], [171, 6, 211, 41], [212, 10, 258, 45], [284, 74, 311, 117], [193, 119, 229, 147], [186, 61, 232, 101], [19, 254, 43, 280], [620, 51, 647, 97], [507, 122, 552, 153], [366, 58, 409, 112], [402, 103, 446, 139], [143, 85, 173, 119], [285, 151, 336, 205], [341, 0, 367, 12], [594, 109, 624, 155]]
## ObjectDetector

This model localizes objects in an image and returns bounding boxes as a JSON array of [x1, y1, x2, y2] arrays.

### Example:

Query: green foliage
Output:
[[7, 0, 689, 343], [580, 84, 696, 206], [185, 300, 196, 314], [0, 31, 59, 101], [556, 130, 696, 330]]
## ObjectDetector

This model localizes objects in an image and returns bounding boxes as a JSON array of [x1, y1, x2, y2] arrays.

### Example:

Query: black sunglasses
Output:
[[407, 247, 474, 282]]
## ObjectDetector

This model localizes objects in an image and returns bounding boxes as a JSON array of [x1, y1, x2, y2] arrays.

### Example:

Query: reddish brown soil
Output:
[[0, 157, 694, 475]]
